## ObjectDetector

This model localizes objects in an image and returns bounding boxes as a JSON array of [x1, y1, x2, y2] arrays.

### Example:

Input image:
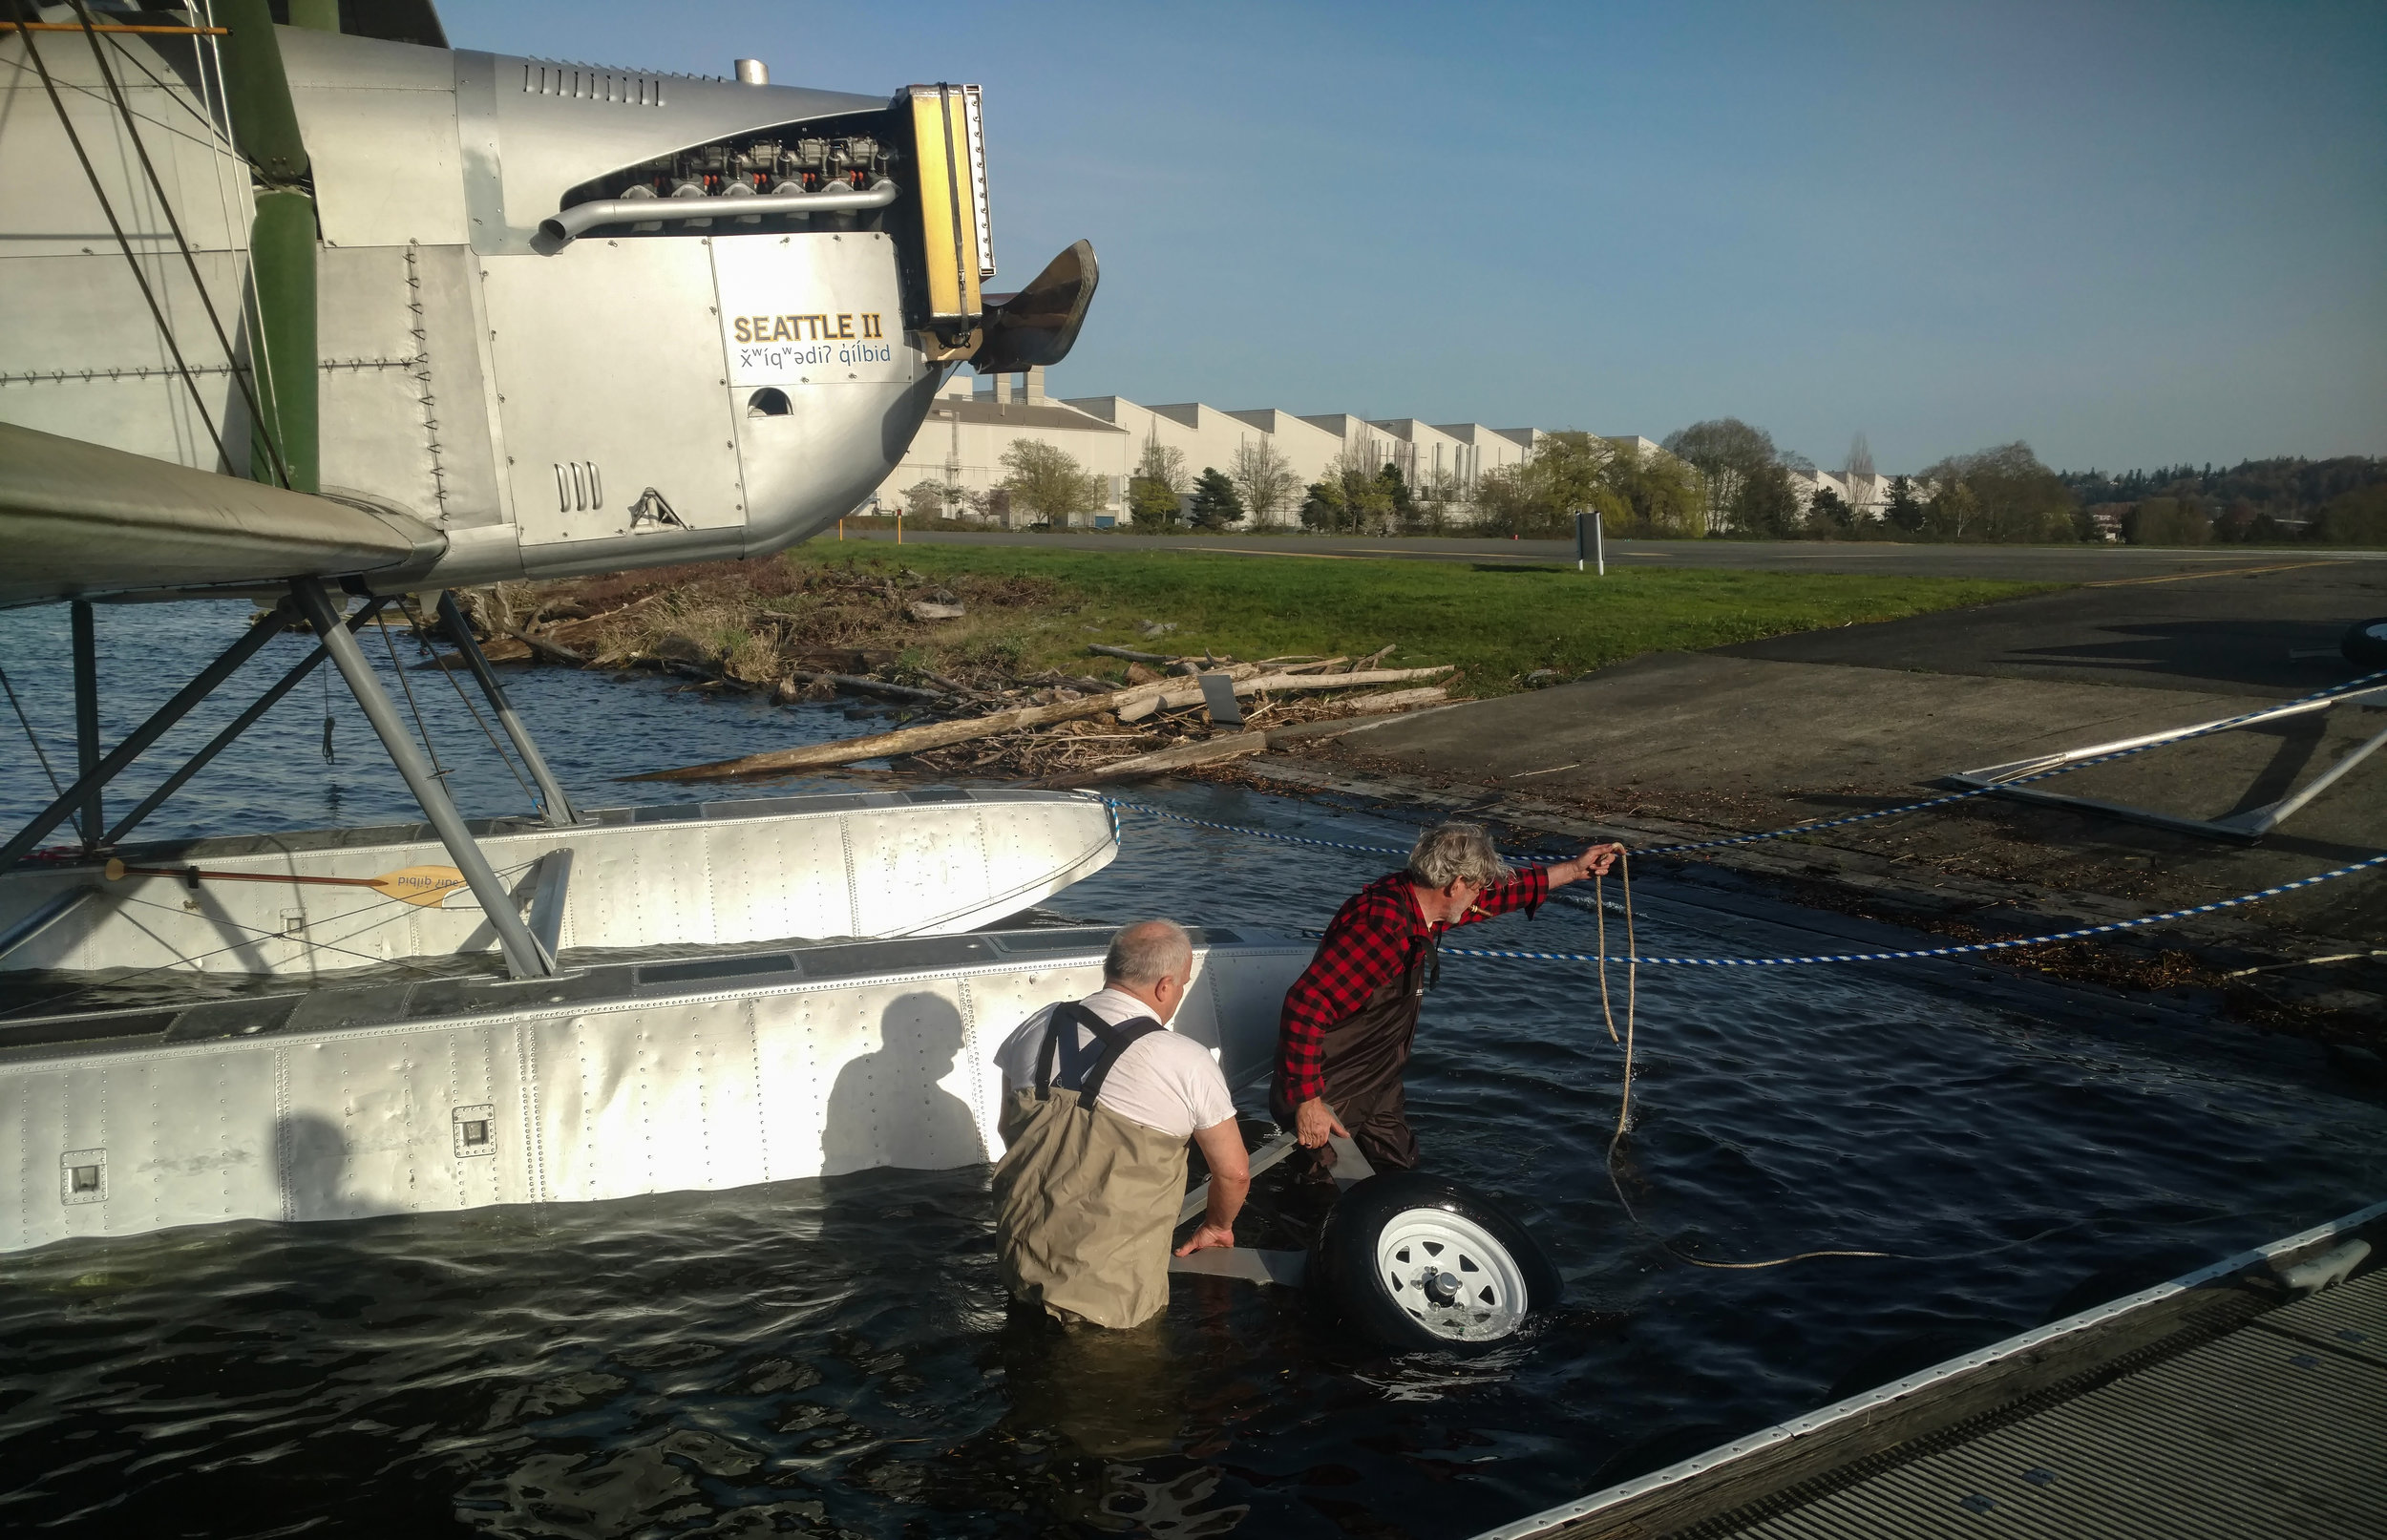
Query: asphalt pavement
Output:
[[1721, 559, 2386, 698]]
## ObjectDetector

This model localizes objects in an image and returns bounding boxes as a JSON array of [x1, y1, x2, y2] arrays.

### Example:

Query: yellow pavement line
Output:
[[2085, 559, 2346, 588]]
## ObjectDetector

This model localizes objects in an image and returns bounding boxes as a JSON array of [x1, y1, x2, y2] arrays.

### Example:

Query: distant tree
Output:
[[1127, 474, 1181, 531], [1299, 476, 1349, 532], [902, 478, 950, 519], [2321, 483, 2387, 545], [1189, 466, 1243, 530], [1343, 467, 1397, 534], [1885, 475, 1925, 534], [1000, 440, 1107, 525], [1841, 432, 1878, 520], [1600, 442, 1704, 538], [1229, 439, 1299, 528], [1806, 484, 1854, 537], [1924, 480, 1979, 540], [1472, 463, 1540, 538], [1918, 442, 2077, 542], [1135, 433, 1188, 496], [1663, 418, 1785, 534], [2123, 497, 2212, 546], [1728, 461, 1806, 538], [1406, 466, 1468, 534]]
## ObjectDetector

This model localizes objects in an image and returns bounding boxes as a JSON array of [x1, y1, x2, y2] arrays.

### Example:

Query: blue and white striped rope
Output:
[[1105, 665, 2387, 861], [1440, 852, 2387, 966]]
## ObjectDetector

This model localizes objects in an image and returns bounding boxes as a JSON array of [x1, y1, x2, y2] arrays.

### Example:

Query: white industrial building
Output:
[[868, 368, 1642, 529]]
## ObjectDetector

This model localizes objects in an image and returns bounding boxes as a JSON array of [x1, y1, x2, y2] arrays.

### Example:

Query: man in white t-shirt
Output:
[[989, 919, 1250, 1327]]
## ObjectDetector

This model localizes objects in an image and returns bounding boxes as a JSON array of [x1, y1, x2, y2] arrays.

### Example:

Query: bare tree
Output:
[[1842, 432, 1878, 519], [1135, 431, 1188, 496], [1409, 465, 1468, 533], [1230, 439, 1299, 528]]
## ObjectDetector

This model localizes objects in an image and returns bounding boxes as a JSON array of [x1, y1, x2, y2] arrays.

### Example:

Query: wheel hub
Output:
[[1373, 1208, 1531, 1342]]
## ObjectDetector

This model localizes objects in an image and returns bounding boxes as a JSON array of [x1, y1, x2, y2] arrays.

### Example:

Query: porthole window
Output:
[[747, 388, 792, 417]]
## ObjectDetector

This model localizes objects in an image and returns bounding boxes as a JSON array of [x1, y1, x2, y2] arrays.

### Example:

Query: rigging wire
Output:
[[64, 0, 292, 488], [189, 0, 260, 458], [377, 604, 452, 782], [92, 15, 241, 139], [0, 854, 547, 1023], [405, 597, 541, 815], [0, 661, 67, 800], [0, 12, 236, 147], [6, 8, 231, 474]]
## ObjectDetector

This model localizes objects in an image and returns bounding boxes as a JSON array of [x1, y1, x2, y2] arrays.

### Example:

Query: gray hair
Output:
[[1105, 918, 1194, 987], [1406, 822, 1512, 889]]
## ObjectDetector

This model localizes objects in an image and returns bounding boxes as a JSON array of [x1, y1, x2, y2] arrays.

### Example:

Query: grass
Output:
[[780, 544, 2050, 693]]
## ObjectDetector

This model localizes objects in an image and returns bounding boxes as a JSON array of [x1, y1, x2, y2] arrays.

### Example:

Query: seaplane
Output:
[[0, 1, 1319, 1261]]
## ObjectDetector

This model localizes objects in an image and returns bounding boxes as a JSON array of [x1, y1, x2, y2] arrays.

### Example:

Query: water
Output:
[[3, 602, 2382, 1538]]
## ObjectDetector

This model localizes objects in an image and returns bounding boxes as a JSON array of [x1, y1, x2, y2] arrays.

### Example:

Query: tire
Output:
[[1314, 1171, 1560, 1353], [2344, 618, 2387, 670]]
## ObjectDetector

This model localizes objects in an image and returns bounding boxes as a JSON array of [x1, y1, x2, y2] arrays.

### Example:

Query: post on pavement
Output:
[[1574, 510, 1604, 576]]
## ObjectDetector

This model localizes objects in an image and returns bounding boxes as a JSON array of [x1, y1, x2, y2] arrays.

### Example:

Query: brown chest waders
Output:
[[1273, 930, 1441, 1173]]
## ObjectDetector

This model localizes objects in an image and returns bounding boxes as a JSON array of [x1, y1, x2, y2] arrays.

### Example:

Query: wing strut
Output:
[[288, 580, 556, 980]]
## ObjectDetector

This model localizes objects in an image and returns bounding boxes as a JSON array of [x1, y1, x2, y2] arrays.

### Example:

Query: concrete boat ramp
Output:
[[1476, 1202, 2385, 1540]]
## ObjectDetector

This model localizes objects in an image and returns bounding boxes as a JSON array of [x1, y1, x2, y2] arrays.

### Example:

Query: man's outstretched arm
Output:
[[1175, 1118, 1251, 1255]]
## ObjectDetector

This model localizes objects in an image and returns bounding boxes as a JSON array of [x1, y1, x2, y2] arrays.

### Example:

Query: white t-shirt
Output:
[[993, 986, 1237, 1141]]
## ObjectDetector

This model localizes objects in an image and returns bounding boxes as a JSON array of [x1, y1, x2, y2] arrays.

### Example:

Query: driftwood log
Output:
[[1331, 686, 1447, 712], [1114, 665, 1451, 722], [627, 676, 1194, 781], [499, 626, 585, 666], [785, 670, 946, 703], [1051, 731, 1269, 787], [628, 664, 1455, 783]]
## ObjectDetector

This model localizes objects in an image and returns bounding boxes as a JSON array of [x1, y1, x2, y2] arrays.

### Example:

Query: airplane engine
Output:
[[0, 11, 1090, 604]]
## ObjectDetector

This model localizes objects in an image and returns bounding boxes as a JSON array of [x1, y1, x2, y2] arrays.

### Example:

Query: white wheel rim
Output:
[[1373, 1207, 1530, 1341]]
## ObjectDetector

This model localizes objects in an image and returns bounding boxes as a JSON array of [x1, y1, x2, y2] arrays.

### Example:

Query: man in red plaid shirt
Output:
[[1271, 822, 1622, 1172]]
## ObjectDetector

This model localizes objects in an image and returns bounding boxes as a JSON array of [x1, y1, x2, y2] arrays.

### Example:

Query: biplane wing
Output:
[[0, 421, 442, 607]]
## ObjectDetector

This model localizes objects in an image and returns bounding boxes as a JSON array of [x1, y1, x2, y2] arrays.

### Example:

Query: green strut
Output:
[[216, 0, 318, 493]]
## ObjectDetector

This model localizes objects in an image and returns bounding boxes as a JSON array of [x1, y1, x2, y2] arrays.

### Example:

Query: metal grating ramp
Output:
[[1721, 1270, 2387, 1539], [2253, 1265, 2387, 1369]]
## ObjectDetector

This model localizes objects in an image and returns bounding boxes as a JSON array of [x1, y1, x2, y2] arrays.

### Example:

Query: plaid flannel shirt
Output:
[[1276, 866, 1549, 1104]]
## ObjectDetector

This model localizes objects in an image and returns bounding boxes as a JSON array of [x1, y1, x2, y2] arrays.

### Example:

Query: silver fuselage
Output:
[[0, 25, 939, 590]]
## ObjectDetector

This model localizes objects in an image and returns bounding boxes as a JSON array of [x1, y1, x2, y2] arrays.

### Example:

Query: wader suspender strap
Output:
[[1033, 1002, 1163, 1105]]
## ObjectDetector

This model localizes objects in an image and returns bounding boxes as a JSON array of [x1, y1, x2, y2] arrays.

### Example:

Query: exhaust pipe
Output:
[[540, 179, 898, 244]]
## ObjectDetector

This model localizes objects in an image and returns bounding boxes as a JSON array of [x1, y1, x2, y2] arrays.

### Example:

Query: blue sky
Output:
[[445, 1, 2385, 475]]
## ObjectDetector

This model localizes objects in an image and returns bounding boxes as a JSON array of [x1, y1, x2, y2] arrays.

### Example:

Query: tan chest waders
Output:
[[992, 1002, 1191, 1328]]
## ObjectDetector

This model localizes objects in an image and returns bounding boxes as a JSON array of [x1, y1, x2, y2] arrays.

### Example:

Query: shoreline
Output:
[[1153, 742, 2387, 1066]]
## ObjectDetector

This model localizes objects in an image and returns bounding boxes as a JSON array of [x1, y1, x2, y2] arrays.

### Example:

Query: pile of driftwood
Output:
[[629, 644, 1455, 785], [415, 584, 1455, 785]]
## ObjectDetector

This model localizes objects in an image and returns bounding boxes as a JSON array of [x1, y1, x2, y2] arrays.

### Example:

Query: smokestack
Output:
[[733, 59, 769, 85]]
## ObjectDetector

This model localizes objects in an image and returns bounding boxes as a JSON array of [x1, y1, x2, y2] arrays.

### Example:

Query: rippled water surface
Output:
[[3, 602, 2383, 1538]]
